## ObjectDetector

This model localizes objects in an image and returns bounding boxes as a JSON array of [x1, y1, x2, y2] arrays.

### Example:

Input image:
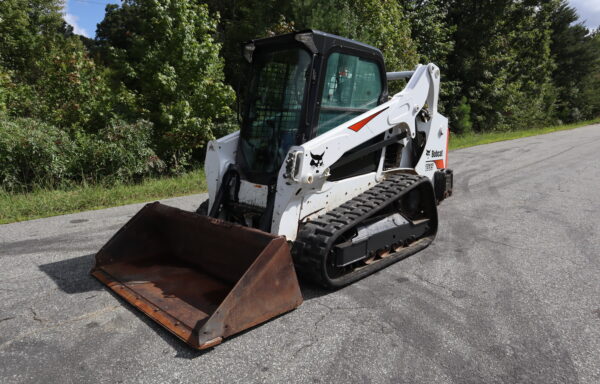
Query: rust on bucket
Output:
[[91, 202, 303, 349]]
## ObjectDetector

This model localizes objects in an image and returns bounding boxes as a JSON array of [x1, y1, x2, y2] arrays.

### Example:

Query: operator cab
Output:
[[238, 30, 388, 185]]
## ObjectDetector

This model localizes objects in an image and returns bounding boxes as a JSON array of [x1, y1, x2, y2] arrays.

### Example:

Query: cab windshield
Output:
[[239, 48, 311, 182]]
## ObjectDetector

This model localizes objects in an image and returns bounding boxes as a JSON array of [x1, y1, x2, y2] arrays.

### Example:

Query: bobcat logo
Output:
[[426, 149, 431, 156], [310, 151, 325, 167]]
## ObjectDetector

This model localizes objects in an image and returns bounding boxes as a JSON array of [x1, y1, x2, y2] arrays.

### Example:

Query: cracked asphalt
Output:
[[1, 124, 600, 383]]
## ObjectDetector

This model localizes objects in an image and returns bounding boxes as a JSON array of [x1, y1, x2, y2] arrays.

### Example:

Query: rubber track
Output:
[[293, 173, 435, 288]]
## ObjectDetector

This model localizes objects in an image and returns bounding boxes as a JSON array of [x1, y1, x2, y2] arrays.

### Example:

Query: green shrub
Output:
[[0, 117, 164, 191], [72, 119, 165, 184], [0, 117, 74, 191]]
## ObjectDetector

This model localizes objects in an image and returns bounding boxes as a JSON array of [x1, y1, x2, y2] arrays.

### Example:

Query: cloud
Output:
[[570, 0, 600, 30], [64, 11, 89, 37]]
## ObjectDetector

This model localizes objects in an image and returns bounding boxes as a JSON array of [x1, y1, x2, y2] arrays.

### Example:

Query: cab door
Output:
[[314, 52, 385, 137]]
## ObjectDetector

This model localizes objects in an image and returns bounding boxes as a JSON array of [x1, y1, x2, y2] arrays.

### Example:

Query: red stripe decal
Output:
[[348, 107, 389, 132], [433, 159, 445, 169]]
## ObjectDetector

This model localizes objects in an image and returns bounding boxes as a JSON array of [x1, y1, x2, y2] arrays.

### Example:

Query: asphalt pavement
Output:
[[1, 124, 600, 383]]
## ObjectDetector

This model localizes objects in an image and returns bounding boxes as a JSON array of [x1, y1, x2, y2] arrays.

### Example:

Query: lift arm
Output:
[[282, 63, 441, 185]]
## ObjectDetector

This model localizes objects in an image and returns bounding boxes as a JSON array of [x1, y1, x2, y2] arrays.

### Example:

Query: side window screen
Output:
[[316, 53, 382, 136], [240, 49, 311, 176]]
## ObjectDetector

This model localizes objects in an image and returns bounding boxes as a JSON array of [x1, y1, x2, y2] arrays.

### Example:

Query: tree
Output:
[[96, 0, 236, 168], [204, 0, 291, 89], [0, 0, 119, 131], [205, 0, 417, 97], [549, 1, 600, 122], [290, 0, 417, 78], [446, 0, 555, 132], [0, 0, 71, 78], [579, 31, 600, 119], [399, 0, 454, 68], [399, 0, 459, 119]]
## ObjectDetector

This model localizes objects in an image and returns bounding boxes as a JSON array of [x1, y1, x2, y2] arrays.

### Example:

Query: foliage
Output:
[[0, 0, 70, 77], [446, 0, 556, 132], [454, 96, 473, 134], [18, 39, 121, 131], [0, 69, 11, 113], [399, 0, 459, 115], [400, 0, 454, 69], [0, 117, 74, 191], [579, 32, 600, 119], [549, 1, 600, 122], [2, 0, 600, 195], [203, 0, 292, 88], [0, 116, 161, 191], [205, 0, 417, 95], [95, 0, 236, 168], [72, 119, 164, 184], [291, 0, 418, 88], [0, 0, 125, 132]]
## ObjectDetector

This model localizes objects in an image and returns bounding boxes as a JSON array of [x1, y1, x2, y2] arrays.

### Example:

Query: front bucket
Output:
[[91, 202, 303, 349]]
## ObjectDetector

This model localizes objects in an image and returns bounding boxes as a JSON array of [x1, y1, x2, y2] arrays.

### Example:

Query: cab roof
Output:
[[243, 29, 384, 63]]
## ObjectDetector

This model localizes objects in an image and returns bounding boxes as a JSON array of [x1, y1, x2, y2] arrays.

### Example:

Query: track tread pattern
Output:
[[293, 173, 434, 288]]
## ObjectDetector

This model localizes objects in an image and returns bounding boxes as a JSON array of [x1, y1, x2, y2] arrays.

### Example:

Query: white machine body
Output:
[[205, 64, 449, 241]]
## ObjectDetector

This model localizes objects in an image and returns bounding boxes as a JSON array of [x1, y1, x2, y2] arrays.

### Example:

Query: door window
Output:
[[239, 48, 311, 178], [316, 53, 382, 136]]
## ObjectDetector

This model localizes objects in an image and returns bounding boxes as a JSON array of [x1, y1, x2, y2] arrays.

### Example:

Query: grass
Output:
[[449, 118, 600, 150], [0, 169, 206, 224], [1, 118, 599, 225]]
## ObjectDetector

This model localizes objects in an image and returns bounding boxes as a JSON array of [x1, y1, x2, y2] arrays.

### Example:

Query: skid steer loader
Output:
[[91, 30, 453, 349]]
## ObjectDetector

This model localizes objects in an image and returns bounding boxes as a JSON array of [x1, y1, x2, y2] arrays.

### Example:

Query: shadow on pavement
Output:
[[39, 251, 331, 299], [39, 253, 102, 294], [299, 280, 329, 301], [38, 252, 331, 357]]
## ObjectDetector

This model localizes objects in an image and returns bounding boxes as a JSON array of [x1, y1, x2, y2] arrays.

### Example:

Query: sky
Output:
[[570, 0, 600, 30], [63, 0, 119, 38], [63, 0, 600, 39]]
